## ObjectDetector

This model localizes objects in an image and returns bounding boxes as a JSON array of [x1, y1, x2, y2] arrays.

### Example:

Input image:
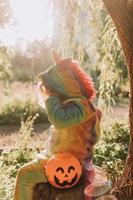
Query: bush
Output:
[[94, 122, 129, 185], [0, 116, 38, 200], [0, 99, 49, 124]]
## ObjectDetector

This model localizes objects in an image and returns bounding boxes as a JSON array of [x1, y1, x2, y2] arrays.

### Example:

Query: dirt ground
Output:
[[0, 104, 129, 150]]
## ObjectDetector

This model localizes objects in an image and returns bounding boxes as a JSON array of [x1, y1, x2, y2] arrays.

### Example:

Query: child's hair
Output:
[[69, 61, 96, 100]]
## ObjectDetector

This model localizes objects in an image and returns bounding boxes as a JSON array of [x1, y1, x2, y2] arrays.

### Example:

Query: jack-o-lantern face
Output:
[[45, 153, 82, 189]]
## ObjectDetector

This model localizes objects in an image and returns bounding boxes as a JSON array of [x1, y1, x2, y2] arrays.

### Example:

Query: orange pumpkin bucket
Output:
[[45, 153, 82, 189]]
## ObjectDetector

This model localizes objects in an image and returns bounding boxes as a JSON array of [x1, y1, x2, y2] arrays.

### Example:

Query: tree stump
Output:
[[32, 172, 86, 200], [32, 172, 117, 200]]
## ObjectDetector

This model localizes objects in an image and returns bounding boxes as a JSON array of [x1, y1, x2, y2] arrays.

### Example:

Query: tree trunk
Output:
[[32, 183, 116, 200], [32, 182, 85, 200], [102, 0, 133, 199], [32, 171, 116, 200], [32, 171, 86, 200]]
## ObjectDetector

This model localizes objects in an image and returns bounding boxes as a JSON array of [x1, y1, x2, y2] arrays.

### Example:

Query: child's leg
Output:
[[13, 158, 47, 200]]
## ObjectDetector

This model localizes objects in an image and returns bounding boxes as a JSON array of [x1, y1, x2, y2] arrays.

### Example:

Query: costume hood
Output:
[[38, 50, 95, 99]]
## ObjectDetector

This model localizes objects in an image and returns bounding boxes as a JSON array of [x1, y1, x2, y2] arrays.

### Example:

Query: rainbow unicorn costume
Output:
[[13, 51, 101, 200]]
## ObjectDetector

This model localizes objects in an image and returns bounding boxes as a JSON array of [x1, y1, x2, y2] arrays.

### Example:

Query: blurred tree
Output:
[[102, 0, 133, 199], [52, 0, 128, 109], [52, 0, 90, 63], [0, 46, 13, 87], [11, 40, 53, 81], [97, 8, 128, 109], [0, 0, 11, 27], [11, 48, 32, 82], [0, 0, 13, 86]]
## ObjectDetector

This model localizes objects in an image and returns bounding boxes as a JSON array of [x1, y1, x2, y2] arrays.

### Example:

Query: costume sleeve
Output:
[[45, 96, 96, 129]]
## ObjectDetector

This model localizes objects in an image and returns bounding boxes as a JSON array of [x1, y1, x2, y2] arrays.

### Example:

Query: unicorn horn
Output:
[[51, 49, 62, 64]]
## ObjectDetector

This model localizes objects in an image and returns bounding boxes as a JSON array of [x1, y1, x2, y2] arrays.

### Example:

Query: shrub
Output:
[[0, 116, 39, 200], [0, 99, 49, 124], [94, 122, 129, 185]]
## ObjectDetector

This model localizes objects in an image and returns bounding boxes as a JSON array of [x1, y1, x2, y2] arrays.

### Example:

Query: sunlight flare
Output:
[[0, 0, 53, 45]]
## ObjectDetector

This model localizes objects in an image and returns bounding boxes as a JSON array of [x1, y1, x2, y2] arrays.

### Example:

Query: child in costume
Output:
[[13, 50, 103, 200]]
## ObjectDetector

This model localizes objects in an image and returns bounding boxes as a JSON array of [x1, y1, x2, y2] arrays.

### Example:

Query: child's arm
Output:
[[45, 96, 97, 129]]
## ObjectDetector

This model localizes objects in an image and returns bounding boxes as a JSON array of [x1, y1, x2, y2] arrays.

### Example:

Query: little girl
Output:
[[13, 50, 102, 200]]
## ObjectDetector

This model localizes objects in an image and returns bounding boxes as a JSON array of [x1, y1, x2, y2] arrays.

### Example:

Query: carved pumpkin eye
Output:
[[45, 153, 82, 189], [68, 166, 75, 173], [56, 167, 64, 173]]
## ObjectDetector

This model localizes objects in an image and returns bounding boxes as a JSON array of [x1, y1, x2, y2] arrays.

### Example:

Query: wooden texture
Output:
[[32, 173, 86, 200], [32, 171, 117, 200], [32, 182, 117, 200], [33, 182, 85, 200]]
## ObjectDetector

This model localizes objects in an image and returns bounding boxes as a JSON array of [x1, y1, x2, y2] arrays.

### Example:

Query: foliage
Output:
[[52, 0, 128, 110], [11, 41, 53, 82], [0, 0, 12, 28], [0, 47, 13, 84], [0, 82, 49, 124], [0, 0, 129, 109], [0, 98, 48, 124], [52, 0, 92, 63], [98, 14, 128, 109], [0, 116, 37, 200], [94, 122, 129, 185]]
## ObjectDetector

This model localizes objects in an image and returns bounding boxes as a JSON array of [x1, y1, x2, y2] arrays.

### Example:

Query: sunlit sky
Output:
[[0, 0, 53, 46]]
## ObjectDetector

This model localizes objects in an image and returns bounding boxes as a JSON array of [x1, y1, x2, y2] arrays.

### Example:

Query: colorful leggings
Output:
[[13, 158, 48, 200]]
